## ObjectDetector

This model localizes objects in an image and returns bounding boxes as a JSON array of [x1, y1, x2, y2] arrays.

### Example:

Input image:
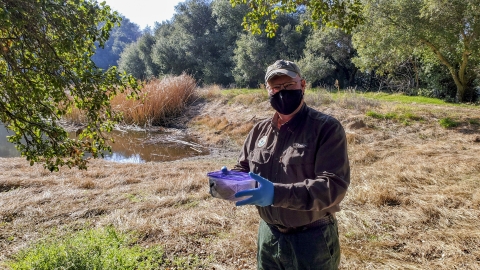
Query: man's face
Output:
[[266, 75, 305, 96]]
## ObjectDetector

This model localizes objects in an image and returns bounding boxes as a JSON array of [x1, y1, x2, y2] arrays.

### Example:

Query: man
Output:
[[228, 60, 350, 269]]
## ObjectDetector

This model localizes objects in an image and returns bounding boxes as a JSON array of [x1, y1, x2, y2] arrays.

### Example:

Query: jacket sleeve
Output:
[[272, 119, 350, 211]]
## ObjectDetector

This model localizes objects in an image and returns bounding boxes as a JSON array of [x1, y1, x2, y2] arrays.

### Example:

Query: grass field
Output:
[[1, 88, 480, 269]]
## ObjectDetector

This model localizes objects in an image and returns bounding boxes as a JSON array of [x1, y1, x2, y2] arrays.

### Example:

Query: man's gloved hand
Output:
[[235, 172, 274, 207]]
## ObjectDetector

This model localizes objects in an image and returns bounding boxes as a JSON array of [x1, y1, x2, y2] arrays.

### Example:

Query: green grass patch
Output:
[[5, 226, 203, 270], [366, 110, 396, 120], [361, 92, 449, 105], [439, 117, 460, 128], [468, 118, 480, 125], [366, 109, 423, 125]]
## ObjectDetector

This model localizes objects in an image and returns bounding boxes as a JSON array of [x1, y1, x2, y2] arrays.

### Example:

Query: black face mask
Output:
[[269, 89, 303, 115]]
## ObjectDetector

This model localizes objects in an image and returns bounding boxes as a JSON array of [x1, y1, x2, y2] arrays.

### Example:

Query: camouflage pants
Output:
[[256, 218, 340, 270]]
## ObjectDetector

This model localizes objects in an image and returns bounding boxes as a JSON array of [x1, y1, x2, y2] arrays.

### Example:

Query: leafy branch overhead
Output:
[[0, 0, 139, 171], [230, 0, 364, 37]]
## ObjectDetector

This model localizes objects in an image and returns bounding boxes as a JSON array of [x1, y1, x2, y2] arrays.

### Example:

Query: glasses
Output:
[[266, 81, 300, 94]]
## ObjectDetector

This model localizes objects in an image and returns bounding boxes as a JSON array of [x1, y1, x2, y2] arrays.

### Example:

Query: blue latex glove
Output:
[[234, 172, 274, 207]]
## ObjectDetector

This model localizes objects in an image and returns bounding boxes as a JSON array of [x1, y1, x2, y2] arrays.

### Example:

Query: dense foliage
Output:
[[0, 0, 139, 170], [111, 0, 479, 101], [91, 16, 142, 70], [230, 0, 364, 37], [353, 0, 480, 102]]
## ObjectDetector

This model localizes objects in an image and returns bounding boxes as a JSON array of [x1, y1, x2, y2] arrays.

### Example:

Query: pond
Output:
[[0, 125, 208, 163]]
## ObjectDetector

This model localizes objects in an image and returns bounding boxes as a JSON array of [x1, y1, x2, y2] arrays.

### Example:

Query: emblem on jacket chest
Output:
[[257, 136, 267, 148]]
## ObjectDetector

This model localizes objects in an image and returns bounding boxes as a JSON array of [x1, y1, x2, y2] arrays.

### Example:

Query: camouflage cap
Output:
[[265, 60, 301, 82]]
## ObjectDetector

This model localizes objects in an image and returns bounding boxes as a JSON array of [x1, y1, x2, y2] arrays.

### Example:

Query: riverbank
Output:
[[1, 91, 480, 269]]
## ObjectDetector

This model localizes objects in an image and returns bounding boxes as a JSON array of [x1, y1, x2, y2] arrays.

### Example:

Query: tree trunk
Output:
[[454, 78, 465, 102], [421, 39, 470, 102]]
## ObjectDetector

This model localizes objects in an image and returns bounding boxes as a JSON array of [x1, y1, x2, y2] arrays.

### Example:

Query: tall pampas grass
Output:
[[112, 73, 197, 126]]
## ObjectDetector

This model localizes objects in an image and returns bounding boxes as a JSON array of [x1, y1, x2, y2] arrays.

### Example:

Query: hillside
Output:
[[1, 91, 480, 269]]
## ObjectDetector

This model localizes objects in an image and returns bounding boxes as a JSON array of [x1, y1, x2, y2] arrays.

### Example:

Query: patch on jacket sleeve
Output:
[[257, 136, 267, 148]]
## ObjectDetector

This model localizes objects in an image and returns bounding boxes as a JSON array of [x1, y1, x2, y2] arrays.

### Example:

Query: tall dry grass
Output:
[[63, 74, 197, 127], [112, 74, 197, 126]]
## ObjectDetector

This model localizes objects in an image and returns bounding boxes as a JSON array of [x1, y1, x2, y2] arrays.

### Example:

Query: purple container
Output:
[[207, 170, 256, 201]]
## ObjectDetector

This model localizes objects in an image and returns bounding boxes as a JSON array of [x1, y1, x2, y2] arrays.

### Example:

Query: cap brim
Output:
[[265, 69, 298, 82]]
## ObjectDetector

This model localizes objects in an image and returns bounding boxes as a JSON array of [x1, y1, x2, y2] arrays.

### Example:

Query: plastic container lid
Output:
[[207, 170, 252, 181], [207, 170, 255, 201]]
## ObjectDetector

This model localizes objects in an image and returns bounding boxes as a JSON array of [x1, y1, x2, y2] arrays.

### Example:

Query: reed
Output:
[[63, 74, 197, 127], [112, 73, 197, 126]]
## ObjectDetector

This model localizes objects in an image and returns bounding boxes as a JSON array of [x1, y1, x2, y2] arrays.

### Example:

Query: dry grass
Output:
[[1, 92, 480, 269], [196, 84, 224, 101], [112, 74, 197, 126], [64, 74, 197, 127], [0, 157, 256, 269]]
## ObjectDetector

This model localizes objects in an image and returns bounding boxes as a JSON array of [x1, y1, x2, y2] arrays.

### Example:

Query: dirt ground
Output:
[[1, 93, 480, 269]]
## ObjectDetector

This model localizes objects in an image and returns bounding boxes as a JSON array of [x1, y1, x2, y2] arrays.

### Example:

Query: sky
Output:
[[103, 0, 184, 30]]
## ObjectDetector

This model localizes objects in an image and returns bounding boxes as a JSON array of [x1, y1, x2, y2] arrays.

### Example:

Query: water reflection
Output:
[[0, 125, 208, 163], [103, 130, 208, 163], [0, 125, 20, 158], [104, 153, 144, 163]]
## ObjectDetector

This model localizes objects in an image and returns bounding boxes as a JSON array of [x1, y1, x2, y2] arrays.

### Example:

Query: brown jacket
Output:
[[233, 103, 350, 227]]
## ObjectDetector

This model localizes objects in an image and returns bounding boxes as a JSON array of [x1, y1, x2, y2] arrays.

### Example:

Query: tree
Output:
[[232, 33, 272, 87], [0, 0, 139, 171], [298, 27, 358, 88], [353, 0, 480, 102], [91, 16, 142, 70], [118, 42, 147, 79], [232, 14, 310, 87], [152, 0, 241, 86], [230, 0, 364, 37], [118, 32, 158, 80]]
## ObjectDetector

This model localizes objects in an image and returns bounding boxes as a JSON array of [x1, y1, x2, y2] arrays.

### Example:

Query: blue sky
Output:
[[104, 0, 184, 29]]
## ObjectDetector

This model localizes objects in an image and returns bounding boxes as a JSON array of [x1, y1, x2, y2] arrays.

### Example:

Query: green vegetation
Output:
[[365, 101, 424, 125], [468, 118, 480, 125], [114, 0, 479, 102], [360, 93, 450, 105], [230, 0, 364, 36], [366, 111, 397, 120], [0, 0, 139, 171], [5, 226, 202, 270], [439, 117, 460, 129], [92, 16, 142, 70], [352, 0, 480, 102]]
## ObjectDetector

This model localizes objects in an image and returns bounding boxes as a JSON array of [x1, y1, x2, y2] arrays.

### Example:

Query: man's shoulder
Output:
[[254, 117, 272, 127], [250, 117, 272, 132], [305, 106, 340, 125]]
